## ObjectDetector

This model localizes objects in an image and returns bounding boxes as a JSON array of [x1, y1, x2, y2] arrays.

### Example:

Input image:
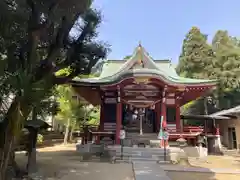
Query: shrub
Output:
[[37, 134, 44, 144]]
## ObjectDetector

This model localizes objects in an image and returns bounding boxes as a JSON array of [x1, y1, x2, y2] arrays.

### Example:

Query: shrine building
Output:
[[70, 44, 217, 145]]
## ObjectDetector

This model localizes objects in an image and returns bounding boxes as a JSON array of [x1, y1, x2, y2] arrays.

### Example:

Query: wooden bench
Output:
[[167, 124, 177, 132], [166, 124, 204, 133], [183, 126, 204, 133]]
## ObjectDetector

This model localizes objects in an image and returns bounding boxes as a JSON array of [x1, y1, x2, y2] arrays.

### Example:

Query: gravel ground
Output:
[[166, 171, 240, 180], [15, 144, 240, 180], [165, 155, 240, 180], [15, 144, 134, 180]]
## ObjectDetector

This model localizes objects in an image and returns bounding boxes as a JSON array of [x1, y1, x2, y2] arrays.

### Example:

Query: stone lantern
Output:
[[176, 137, 187, 148], [170, 137, 188, 164], [197, 136, 205, 147]]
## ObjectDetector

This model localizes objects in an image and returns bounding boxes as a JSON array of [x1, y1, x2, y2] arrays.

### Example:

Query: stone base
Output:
[[183, 146, 208, 158], [207, 136, 222, 154], [27, 148, 37, 173]]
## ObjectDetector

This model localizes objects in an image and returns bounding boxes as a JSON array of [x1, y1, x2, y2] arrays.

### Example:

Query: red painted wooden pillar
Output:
[[115, 102, 122, 145], [175, 103, 181, 132], [100, 103, 105, 131], [155, 102, 161, 132], [161, 98, 167, 129], [96, 102, 104, 144], [115, 87, 122, 145]]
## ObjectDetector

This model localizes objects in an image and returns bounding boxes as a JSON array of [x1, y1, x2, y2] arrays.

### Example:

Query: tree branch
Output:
[[32, 13, 80, 83], [26, 0, 61, 72]]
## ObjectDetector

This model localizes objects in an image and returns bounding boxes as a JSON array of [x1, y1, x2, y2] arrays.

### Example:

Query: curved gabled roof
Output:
[[71, 43, 217, 86]]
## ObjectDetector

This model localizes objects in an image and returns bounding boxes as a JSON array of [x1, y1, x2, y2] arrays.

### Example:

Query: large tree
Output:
[[178, 28, 240, 116], [0, 0, 109, 178], [177, 27, 214, 79], [211, 30, 240, 109], [177, 27, 216, 116]]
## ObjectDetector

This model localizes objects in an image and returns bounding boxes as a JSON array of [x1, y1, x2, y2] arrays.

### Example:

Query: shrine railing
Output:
[[166, 124, 204, 133], [167, 125, 219, 136]]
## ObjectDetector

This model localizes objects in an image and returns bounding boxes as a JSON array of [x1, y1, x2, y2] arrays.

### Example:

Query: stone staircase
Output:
[[107, 146, 181, 162], [125, 121, 140, 133], [124, 115, 154, 133], [124, 117, 157, 147], [123, 132, 159, 147]]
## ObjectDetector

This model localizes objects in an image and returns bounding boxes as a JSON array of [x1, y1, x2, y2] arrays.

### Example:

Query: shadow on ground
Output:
[[15, 144, 240, 180], [165, 157, 240, 180], [15, 147, 134, 180], [166, 170, 239, 180]]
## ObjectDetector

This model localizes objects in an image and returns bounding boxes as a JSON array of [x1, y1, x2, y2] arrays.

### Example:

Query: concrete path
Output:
[[160, 165, 240, 174], [133, 162, 171, 180], [132, 162, 240, 180], [57, 162, 134, 180]]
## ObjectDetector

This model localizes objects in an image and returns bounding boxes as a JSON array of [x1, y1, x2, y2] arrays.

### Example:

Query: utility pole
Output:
[[204, 97, 208, 149]]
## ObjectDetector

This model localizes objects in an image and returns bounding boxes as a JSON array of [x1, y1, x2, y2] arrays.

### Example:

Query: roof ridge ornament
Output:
[[137, 41, 144, 67], [138, 41, 142, 48]]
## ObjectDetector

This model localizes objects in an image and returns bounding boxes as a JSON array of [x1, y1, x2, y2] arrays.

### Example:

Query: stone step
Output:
[[107, 147, 180, 162], [115, 156, 170, 162], [125, 128, 140, 133], [112, 150, 171, 156], [133, 162, 172, 180], [116, 157, 167, 162], [108, 146, 181, 153], [115, 152, 169, 157], [126, 133, 158, 139]]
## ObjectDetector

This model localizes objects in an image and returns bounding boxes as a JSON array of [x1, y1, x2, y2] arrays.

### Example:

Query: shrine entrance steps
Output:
[[124, 132, 158, 147], [124, 121, 140, 133], [124, 117, 154, 134], [107, 146, 181, 163]]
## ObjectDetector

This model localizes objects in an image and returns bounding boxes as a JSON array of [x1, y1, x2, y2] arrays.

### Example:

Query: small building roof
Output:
[[70, 43, 217, 87], [210, 105, 240, 117], [181, 114, 234, 120], [25, 119, 52, 129]]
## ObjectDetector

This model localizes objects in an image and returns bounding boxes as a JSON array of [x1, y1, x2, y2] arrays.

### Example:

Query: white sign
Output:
[[119, 130, 126, 139], [104, 98, 117, 104], [163, 131, 169, 140]]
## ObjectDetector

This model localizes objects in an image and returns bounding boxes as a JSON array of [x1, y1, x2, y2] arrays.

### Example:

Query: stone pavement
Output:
[[160, 164, 240, 174], [132, 162, 171, 180], [132, 162, 240, 180]]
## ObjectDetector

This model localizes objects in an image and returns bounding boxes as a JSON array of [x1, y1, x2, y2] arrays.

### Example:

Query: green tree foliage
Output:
[[78, 106, 100, 126], [123, 55, 132, 59], [177, 27, 215, 117], [211, 31, 240, 109], [55, 85, 100, 143], [177, 27, 214, 79], [55, 85, 83, 144], [212, 31, 240, 90], [178, 27, 240, 117], [0, 0, 108, 178]]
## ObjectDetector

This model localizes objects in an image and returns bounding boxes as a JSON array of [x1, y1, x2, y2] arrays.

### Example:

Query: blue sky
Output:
[[93, 0, 240, 63]]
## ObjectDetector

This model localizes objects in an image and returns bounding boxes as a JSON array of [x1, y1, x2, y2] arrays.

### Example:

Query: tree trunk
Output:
[[0, 98, 31, 179], [26, 128, 38, 174], [63, 119, 70, 145], [0, 135, 14, 180], [69, 127, 73, 142], [25, 108, 38, 174]]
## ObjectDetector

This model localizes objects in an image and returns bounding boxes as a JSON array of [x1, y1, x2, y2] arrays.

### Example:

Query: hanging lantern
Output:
[[150, 104, 155, 110]]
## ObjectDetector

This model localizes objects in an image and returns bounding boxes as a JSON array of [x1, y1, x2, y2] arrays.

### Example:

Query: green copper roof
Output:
[[71, 44, 217, 86]]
